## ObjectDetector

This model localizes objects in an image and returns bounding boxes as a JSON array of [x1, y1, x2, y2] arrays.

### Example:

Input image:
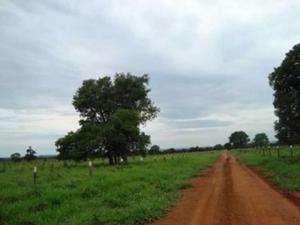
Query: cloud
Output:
[[0, 0, 299, 156]]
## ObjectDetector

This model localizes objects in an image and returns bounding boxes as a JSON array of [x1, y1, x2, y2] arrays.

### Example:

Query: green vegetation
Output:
[[229, 131, 250, 148], [10, 153, 21, 162], [234, 147, 300, 192], [56, 73, 159, 164], [253, 133, 269, 147], [269, 43, 300, 144], [0, 152, 219, 225], [24, 146, 37, 161], [149, 145, 161, 155]]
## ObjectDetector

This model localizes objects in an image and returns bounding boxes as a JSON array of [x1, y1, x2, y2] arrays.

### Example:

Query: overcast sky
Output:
[[0, 1, 299, 156]]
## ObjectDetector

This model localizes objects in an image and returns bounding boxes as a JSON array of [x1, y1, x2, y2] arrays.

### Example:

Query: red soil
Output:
[[152, 151, 300, 225]]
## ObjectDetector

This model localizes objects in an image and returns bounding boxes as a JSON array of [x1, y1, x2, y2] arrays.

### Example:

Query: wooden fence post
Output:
[[276, 146, 280, 160], [33, 166, 37, 185], [290, 145, 294, 161], [88, 160, 93, 176]]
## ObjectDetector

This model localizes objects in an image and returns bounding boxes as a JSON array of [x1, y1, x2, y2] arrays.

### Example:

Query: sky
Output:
[[0, 0, 299, 157]]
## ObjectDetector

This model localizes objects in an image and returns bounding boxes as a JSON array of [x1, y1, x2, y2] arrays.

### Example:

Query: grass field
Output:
[[0, 152, 220, 225], [234, 146, 300, 192]]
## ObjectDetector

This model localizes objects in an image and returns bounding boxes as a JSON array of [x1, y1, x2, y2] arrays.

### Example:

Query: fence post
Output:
[[33, 166, 37, 185], [88, 160, 93, 176], [268, 146, 271, 156], [289, 145, 294, 161], [276, 146, 280, 160]]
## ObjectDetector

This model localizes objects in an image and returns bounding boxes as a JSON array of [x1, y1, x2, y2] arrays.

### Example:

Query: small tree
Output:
[[149, 145, 160, 154], [10, 153, 21, 162], [253, 133, 269, 147], [24, 146, 37, 161], [229, 131, 250, 149]]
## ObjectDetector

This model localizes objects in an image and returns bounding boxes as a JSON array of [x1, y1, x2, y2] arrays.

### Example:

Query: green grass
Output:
[[234, 146, 300, 192], [0, 152, 220, 225]]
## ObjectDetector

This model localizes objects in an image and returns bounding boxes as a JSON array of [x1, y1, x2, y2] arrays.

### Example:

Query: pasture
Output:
[[234, 146, 300, 192], [0, 152, 220, 225]]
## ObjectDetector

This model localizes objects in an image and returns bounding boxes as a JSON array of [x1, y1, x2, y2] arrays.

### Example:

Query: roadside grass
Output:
[[0, 151, 220, 225], [234, 147, 300, 192]]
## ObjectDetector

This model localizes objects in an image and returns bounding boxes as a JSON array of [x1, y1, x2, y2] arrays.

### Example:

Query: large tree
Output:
[[56, 73, 159, 164], [229, 131, 250, 148], [253, 133, 269, 147], [269, 43, 300, 144]]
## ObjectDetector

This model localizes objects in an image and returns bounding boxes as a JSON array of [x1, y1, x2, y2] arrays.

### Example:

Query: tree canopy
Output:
[[56, 73, 159, 164], [24, 146, 37, 161], [10, 153, 21, 162], [149, 145, 160, 154], [229, 131, 250, 148], [269, 43, 300, 144], [253, 133, 269, 147], [213, 144, 224, 150], [224, 143, 232, 150]]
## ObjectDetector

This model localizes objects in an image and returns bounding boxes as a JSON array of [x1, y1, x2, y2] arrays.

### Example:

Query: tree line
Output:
[[10, 146, 37, 162], [5, 130, 285, 162], [148, 131, 271, 154]]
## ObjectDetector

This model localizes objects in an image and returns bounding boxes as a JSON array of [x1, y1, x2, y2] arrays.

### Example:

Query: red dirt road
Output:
[[152, 152, 300, 225]]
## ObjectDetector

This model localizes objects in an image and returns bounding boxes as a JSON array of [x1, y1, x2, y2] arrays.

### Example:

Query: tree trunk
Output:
[[123, 155, 128, 163], [113, 155, 118, 165], [108, 152, 114, 165]]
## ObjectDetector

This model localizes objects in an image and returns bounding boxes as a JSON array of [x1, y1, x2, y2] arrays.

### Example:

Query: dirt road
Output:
[[152, 151, 300, 225]]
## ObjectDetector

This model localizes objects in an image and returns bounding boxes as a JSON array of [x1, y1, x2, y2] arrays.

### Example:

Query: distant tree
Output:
[[165, 148, 176, 154], [253, 133, 269, 147], [10, 153, 21, 162], [224, 143, 232, 150], [213, 144, 224, 150], [189, 146, 201, 152], [229, 131, 250, 148], [56, 73, 159, 164], [149, 145, 160, 154], [269, 43, 300, 144], [24, 146, 37, 161]]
